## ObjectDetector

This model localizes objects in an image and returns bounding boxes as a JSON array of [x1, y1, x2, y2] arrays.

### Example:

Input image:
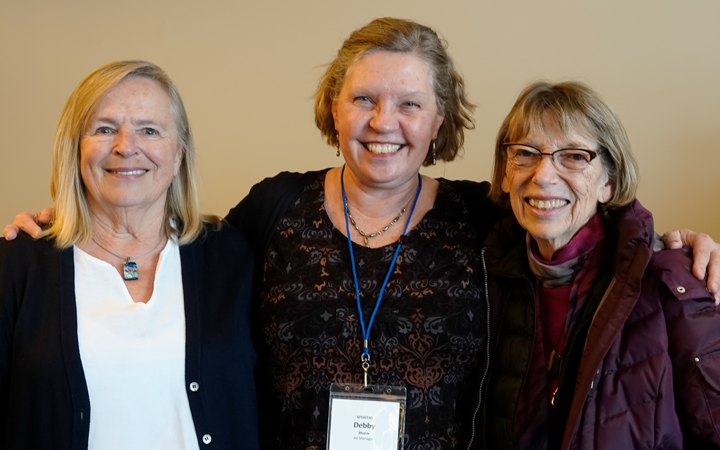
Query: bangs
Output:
[[504, 99, 595, 144]]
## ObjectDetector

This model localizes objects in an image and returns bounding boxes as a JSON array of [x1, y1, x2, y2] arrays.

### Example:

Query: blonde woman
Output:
[[0, 61, 258, 449]]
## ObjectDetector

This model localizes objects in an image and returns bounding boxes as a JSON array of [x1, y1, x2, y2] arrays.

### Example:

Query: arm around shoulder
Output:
[[224, 170, 327, 248], [444, 179, 509, 240]]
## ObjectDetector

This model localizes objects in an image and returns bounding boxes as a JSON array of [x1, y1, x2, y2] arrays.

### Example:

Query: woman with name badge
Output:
[[229, 18, 508, 449]]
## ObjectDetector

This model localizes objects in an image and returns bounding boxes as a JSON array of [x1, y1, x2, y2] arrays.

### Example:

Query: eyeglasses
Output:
[[503, 143, 602, 171]]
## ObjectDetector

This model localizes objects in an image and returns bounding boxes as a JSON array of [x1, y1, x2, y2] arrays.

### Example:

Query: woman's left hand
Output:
[[662, 229, 720, 303]]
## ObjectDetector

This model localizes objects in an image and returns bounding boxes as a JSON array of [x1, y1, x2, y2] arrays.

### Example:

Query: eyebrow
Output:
[[346, 86, 431, 98], [133, 119, 163, 127], [88, 117, 163, 128], [89, 117, 120, 127], [517, 140, 591, 149], [401, 90, 430, 97]]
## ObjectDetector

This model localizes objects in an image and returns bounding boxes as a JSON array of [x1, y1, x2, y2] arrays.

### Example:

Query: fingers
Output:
[[682, 231, 720, 305], [2, 224, 19, 240], [5, 208, 55, 240], [660, 229, 684, 250], [664, 229, 720, 303], [706, 245, 720, 305], [38, 207, 53, 225], [689, 233, 712, 281], [12, 212, 44, 239]]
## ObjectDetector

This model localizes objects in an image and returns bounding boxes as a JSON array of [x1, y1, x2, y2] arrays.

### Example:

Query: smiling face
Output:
[[332, 51, 444, 190], [501, 123, 613, 259], [80, 77, 182, 217]]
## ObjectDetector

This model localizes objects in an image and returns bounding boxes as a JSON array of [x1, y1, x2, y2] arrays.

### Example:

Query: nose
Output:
[[368, 102, 399, 133], [113, 126, 138, 156], [531, 153, 560, 186]]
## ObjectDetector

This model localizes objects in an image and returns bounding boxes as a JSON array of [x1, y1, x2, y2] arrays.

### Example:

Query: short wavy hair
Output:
[[47, 60, 219, 248], [314, 17, 475, 165], [490, 81, 639, 209]]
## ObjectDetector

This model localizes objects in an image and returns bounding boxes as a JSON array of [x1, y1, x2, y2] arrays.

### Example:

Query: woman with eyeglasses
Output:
[[469, 81, 720, 450]]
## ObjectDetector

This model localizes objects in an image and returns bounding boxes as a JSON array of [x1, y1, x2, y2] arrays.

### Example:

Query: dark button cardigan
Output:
[[0, 224, 259, 450]]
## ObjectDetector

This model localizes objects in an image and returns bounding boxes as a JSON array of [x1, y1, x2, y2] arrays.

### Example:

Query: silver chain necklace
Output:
[[346, 206, 407, 248], [91, 237, 167, 281]]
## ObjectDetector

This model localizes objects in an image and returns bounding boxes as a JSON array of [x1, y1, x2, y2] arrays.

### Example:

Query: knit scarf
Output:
[[526, 212, 606, 358]]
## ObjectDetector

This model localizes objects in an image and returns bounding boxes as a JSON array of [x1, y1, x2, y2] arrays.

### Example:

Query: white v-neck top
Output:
[[74, 239, 200, 450]]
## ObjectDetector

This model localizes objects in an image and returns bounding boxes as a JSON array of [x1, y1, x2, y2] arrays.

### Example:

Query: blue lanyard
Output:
[[340, 165, 423, 375]]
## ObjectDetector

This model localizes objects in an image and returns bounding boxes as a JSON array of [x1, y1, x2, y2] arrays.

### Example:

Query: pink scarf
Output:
[[527, 212, 605, 403]]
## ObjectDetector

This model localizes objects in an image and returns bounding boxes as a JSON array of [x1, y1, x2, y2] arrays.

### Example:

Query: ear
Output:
[[599, 177, 614, 204], [501, 166, 511, 194], [173, 146, 183, 177], [331, 99, 339, 131], [432, 112, 445, 139]]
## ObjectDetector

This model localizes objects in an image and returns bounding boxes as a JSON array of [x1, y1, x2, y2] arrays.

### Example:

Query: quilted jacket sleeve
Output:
[[650, 247, 720, 447]]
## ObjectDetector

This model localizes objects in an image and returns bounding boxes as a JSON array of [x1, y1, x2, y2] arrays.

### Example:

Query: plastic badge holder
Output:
[[327, 383, 407, 450]]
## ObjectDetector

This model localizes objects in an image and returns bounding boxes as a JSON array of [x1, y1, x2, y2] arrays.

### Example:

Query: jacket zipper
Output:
[[466, 248, 492, 450], [467, 253, 536, 450], [509, 279, 537, 450]]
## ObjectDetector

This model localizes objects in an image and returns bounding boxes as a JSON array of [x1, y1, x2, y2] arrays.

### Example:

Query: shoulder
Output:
[[646, 246, 714, 302], [179, 222, 255, 292], [615, 199, 712, 302], [246, 169, 328, 201], [183, 221, 252, 257], [225, 169, 330, 246], [225, 170, 327, 226], [0, 233, 66, 297], [440, 179, 510, 240], [0, 232, 59, 265], [440, 179, 505, 215], [442, 179, 491, 198]]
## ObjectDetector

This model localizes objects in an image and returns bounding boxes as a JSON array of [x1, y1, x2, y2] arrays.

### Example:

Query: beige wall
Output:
[[1, 0, 718, 240]]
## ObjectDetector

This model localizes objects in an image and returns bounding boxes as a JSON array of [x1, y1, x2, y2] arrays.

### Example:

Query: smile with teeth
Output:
[[527, 198, 568, 210], [109, 169, 148, 176], [365, 143, 402, 154]]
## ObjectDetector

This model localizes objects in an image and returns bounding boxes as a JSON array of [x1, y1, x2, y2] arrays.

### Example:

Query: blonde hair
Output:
[[47, 60, 219, 248], [314, 17, 474, 165], [490, 81, 639, 209]]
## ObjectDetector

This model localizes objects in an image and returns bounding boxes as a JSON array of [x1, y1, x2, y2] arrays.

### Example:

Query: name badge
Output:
[[327, 383, 407, 450]]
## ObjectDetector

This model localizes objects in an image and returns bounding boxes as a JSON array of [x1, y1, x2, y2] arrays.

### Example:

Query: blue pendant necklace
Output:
[[91, 237, 166, 281], [340, 165, 422, 385]]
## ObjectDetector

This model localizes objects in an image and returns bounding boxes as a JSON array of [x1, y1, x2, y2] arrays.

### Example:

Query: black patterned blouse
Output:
[[259, 172, 488, 450]]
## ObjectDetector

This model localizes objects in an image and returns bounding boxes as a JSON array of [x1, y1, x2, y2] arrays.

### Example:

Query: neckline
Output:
[[318, 171, 446, 251], [74, 238, 177, 305], [76, 237, 175, 267]]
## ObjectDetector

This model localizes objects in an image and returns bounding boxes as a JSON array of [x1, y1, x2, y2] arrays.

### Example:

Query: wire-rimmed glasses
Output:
[[503, 143, 602, 171]]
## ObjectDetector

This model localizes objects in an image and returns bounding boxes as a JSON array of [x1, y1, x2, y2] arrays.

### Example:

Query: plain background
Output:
[[1, 1, 718, 239]]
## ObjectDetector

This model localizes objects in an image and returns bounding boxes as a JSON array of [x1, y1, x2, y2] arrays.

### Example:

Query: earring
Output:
[[336, 133, 341, 157], [432, 141, 436, 165]]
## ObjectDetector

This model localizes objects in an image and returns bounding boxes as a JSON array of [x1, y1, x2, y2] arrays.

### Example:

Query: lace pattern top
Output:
[[259, 172, 488, 450]]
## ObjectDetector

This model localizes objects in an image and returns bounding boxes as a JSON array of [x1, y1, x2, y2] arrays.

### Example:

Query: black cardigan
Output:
[[0, 224, 259, 450]]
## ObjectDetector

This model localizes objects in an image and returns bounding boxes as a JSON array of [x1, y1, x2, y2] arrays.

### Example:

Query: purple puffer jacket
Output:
[[477, 200, 720, 450]]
